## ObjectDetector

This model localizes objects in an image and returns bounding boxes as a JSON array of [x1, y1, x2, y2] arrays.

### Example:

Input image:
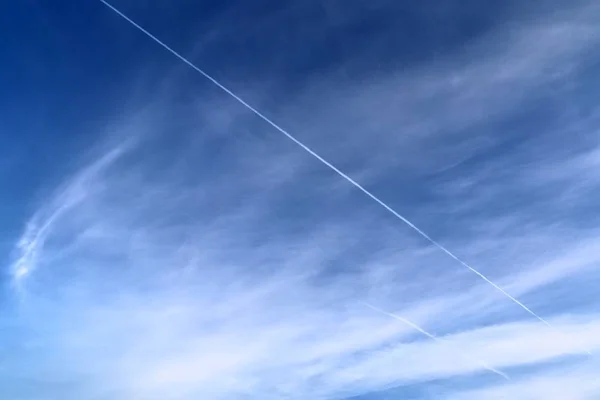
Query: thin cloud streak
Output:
[[362, 302, 510, 380], [98, 0, 560, 331]]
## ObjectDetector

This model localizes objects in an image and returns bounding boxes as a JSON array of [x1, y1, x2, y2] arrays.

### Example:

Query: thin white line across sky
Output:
[[362, 302, 509, 380], [98, 0, 553, 336]]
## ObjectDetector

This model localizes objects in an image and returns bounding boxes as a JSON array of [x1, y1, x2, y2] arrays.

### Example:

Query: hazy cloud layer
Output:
[[3, 0, 600, 399]]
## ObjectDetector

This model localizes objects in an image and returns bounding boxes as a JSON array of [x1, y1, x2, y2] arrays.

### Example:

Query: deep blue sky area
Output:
[[0, 0, 527, 260], [2, 1, 600, 399]]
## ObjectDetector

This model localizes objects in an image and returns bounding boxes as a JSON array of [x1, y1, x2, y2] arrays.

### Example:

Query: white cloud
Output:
[[8, 126, 600, 399], [5, 1, 600, 399]]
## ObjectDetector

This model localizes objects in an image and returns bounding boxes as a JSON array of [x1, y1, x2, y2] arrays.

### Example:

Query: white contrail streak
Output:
[[362, 302, 509, 380], [98, 0, 551, 326]]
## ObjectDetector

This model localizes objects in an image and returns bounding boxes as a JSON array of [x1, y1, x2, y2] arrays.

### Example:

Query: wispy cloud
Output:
[[4, 0, 600, 399]]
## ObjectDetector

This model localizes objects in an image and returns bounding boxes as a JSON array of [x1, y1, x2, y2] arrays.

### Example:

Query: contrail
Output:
[[98, 0, 551, 326], [362, 302, 509, 380]]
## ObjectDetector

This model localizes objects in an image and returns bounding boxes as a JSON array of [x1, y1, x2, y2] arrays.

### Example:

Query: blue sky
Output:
[[2, 0, 600, 399]]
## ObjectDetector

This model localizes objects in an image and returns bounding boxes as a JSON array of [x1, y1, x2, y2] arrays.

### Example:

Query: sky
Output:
[[2, 0, 600, 399]]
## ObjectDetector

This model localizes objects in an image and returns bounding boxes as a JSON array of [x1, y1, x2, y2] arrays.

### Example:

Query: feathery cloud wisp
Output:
[[4, 0, 600, 399]]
